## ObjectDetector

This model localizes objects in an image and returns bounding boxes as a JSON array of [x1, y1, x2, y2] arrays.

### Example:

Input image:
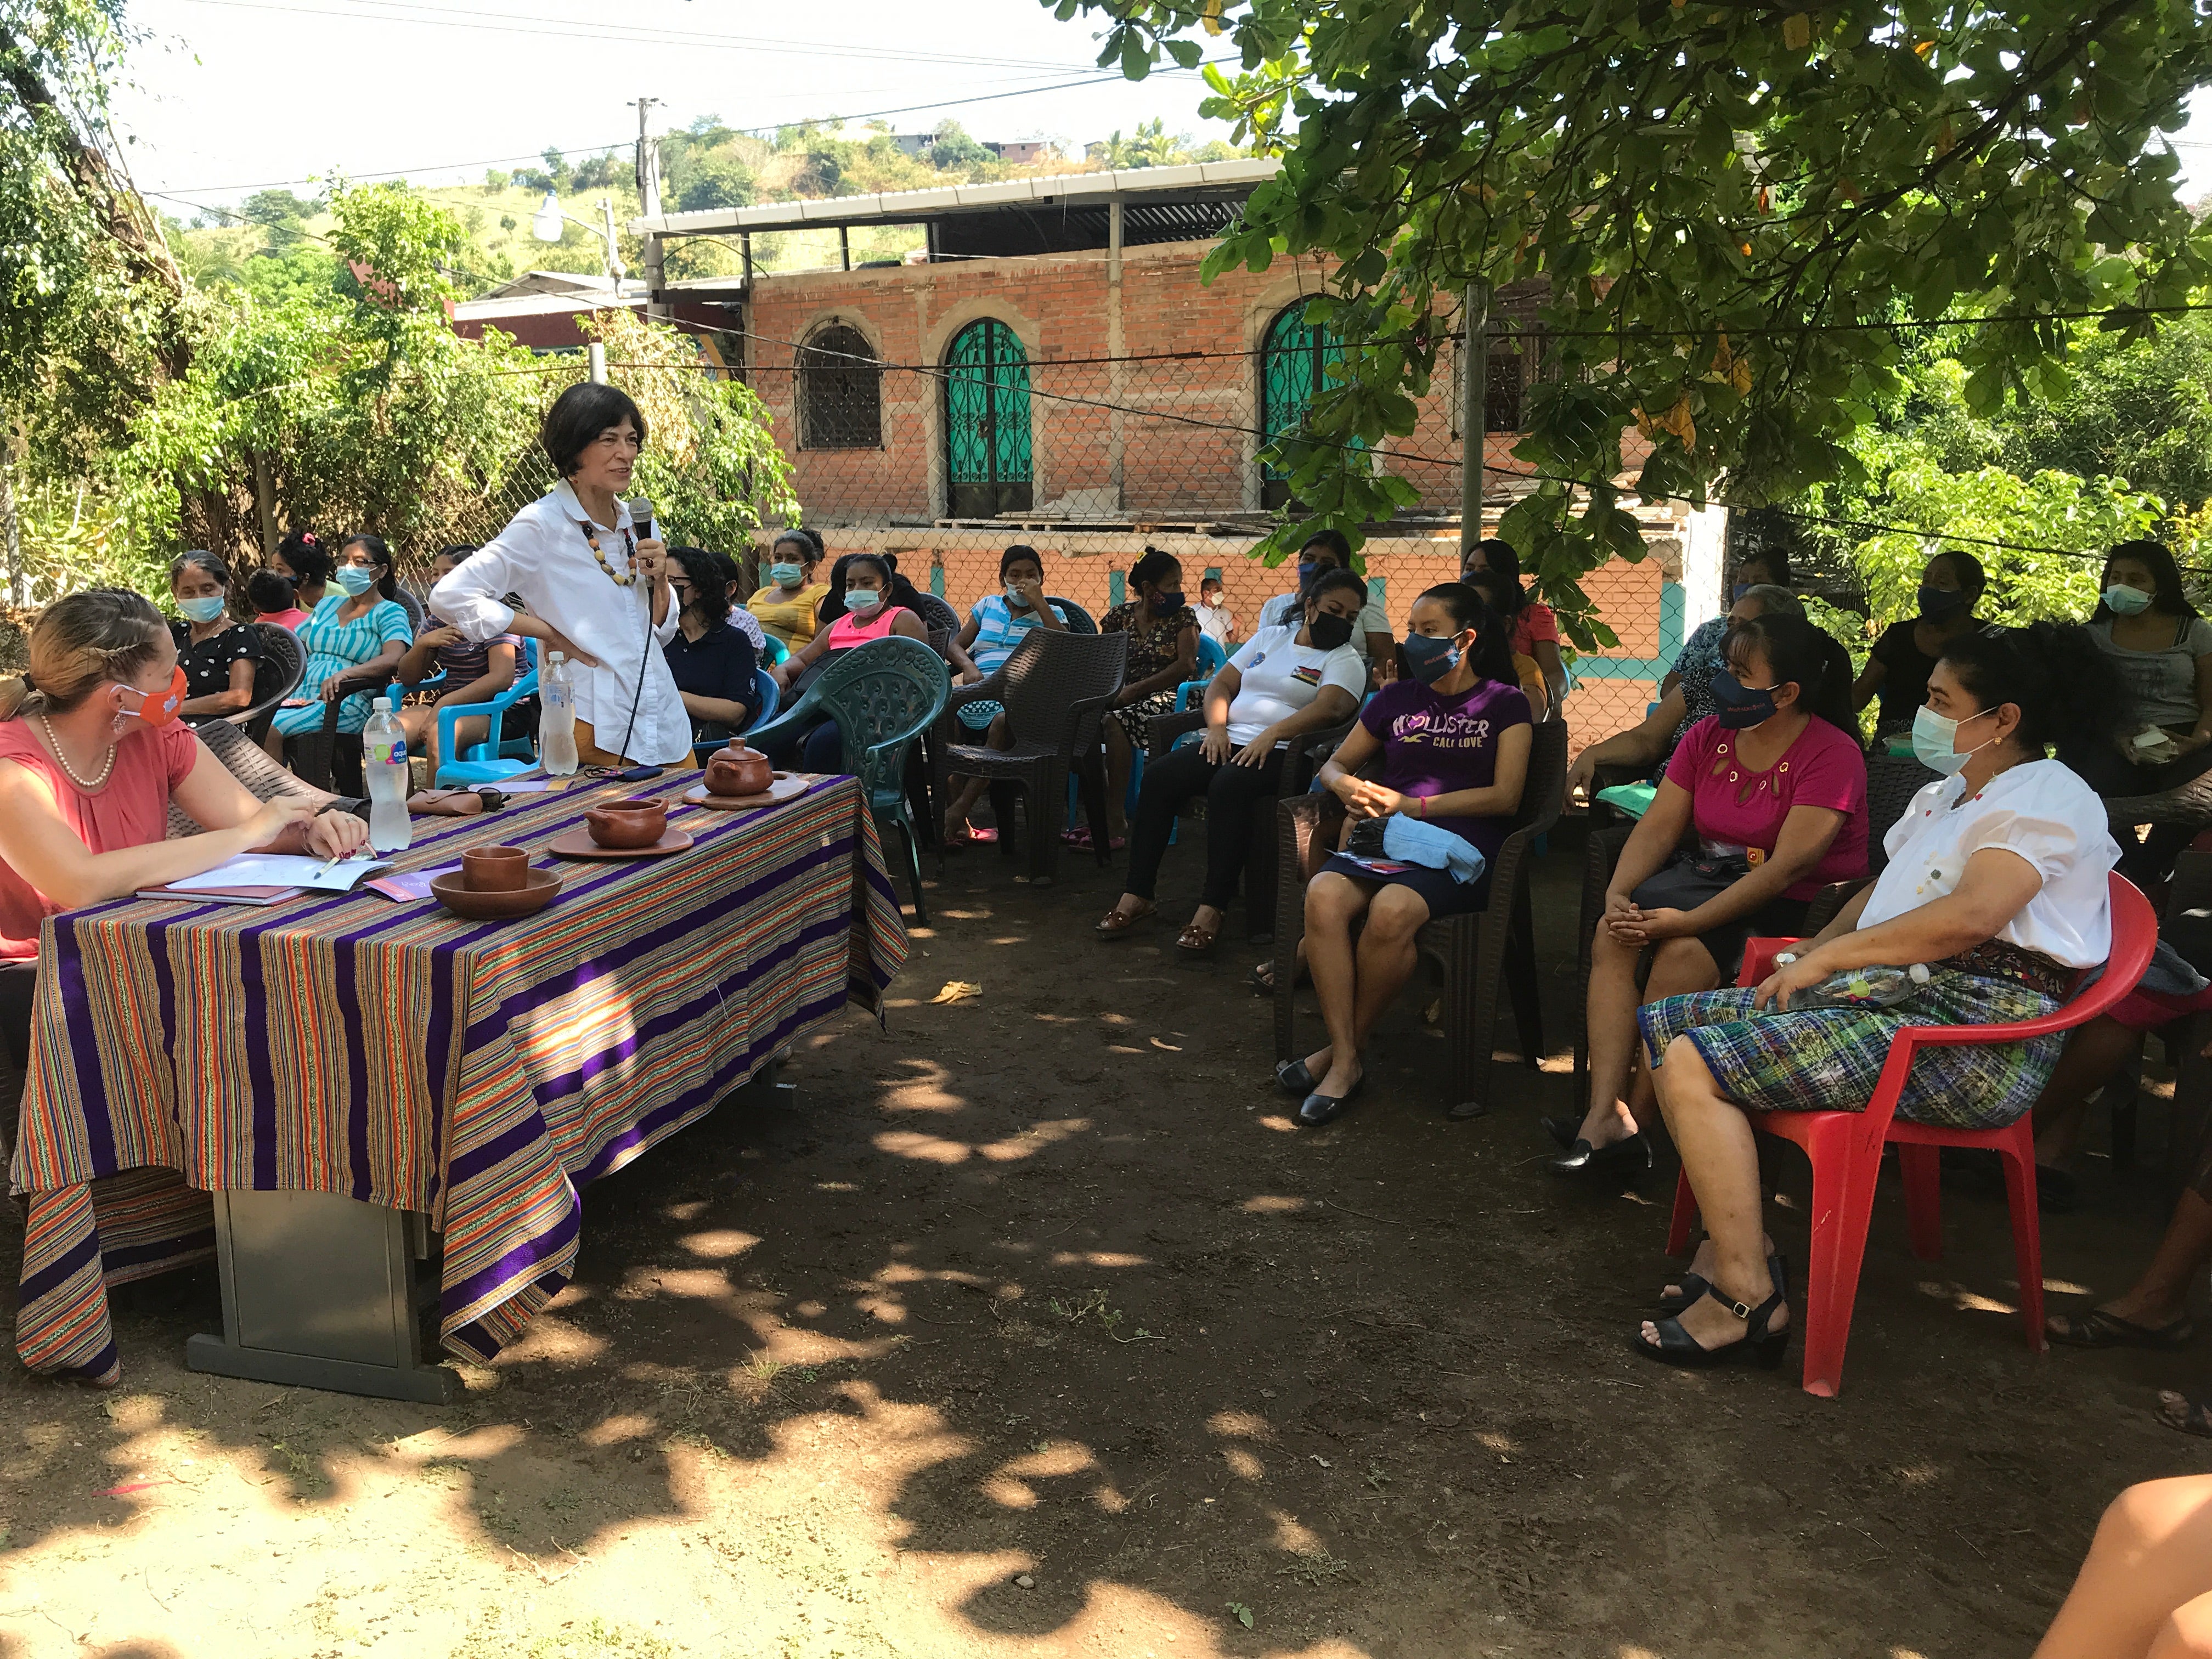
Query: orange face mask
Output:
[[115, 665, 187, 729]]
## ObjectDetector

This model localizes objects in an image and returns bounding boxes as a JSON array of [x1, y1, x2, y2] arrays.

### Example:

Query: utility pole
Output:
[[597, 195, 627, 286], [634, 95, 665, 323], [1460, 281, 1488, 560]]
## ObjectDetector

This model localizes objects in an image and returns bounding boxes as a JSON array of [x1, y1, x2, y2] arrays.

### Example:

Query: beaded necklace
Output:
[[577, 519, 637, 588], [38, 714, 115, 789]]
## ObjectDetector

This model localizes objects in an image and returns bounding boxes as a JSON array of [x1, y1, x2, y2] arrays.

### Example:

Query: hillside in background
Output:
[[167, 115, 1245, 302]]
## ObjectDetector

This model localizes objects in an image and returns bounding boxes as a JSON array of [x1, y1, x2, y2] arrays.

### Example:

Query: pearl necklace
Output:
[[40, 714, 115, 789]]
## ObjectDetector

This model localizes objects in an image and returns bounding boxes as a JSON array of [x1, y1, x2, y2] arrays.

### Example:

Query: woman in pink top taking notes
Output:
[[1558, 611, 1867, 1182]]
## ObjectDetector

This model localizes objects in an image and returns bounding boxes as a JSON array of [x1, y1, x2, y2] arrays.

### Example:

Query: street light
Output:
[[531, 189, 626, 287]]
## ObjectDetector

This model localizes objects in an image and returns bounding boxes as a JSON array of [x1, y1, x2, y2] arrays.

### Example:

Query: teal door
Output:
[[1258, 304, 1349, 510], [944, 319, 1033, 518]]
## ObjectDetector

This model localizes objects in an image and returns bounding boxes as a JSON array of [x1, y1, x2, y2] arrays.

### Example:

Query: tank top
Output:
[[823, 606, 906, 650]]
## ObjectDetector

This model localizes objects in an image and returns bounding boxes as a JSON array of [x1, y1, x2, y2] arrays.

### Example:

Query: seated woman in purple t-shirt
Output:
[[1279, 582, 1533, 1127], [1556, 611, 1869, 1182]]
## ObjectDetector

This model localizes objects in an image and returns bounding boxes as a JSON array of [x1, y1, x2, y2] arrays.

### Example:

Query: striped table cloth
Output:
[[13, 772, 906, 1385]]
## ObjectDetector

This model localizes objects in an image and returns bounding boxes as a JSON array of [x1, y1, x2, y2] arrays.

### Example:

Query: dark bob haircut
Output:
[[540, 382, 648, 479]]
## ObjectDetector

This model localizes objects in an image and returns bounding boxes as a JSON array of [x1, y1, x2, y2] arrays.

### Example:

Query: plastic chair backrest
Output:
[[994, 630, 1128, 749], [803, 636, 950, 807], [1508, 720, 1571, 838], [1863, 753, 1939, 876], [743, 666, 781, 735], [393, 588, 426, 637], [760, 633, 789, 666], [1046, 596, 1098, 635], [1194, 634, 1229, 678], [245, 622, 303, 712]]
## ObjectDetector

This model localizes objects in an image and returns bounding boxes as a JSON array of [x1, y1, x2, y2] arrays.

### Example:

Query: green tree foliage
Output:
[[1053, 0, 2212, 646], [676, 152, 757, 213], [926, 120, 992, 171], [1093, 116, 1240, 168]]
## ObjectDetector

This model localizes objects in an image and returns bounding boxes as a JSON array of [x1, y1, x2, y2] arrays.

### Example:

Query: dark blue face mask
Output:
[[1151, 589, 1185, 614], [1296, 560, 1322, 589], [1401, 630, 1465, 685], [1730, 582, 1753, 601], [1917, 583, 1968, 620], [1708, 668, 1781, 730]]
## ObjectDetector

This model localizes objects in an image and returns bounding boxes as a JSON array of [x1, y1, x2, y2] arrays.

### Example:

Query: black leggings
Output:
[[0, 959, 36, 1073], [1123, 742, 1285, 907]]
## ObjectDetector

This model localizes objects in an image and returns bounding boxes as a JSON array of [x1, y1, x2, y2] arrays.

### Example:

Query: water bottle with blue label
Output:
[[362, 691, 411, 852]]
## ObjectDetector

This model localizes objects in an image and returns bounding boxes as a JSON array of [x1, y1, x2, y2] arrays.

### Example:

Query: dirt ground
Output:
[[3, 818, 2210, 1659]]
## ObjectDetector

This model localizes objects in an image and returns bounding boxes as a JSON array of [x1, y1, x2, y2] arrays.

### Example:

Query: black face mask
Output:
[[1307, 612, 1355, 651]]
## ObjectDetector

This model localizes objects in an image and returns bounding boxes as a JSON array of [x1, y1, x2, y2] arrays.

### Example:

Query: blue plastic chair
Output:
[[1116, 631, 1233, 820], [434, 639, 541, 787], [691, 665, 785, 761], [745, 636, 949, 921], [759, 633, 789, 667]]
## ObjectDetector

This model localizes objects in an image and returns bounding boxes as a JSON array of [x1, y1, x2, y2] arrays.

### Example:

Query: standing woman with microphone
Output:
[[430, 382, 690, 770]]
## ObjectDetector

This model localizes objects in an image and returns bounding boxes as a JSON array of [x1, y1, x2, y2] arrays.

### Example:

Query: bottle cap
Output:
[[549, 651, 565, 663]]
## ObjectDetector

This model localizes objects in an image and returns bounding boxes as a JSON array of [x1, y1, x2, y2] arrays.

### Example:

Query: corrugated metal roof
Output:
[[628, 157, 1280, 238]]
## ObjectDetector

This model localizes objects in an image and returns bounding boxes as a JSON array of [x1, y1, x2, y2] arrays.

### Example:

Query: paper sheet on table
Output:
[[167, 854, 391, 893]]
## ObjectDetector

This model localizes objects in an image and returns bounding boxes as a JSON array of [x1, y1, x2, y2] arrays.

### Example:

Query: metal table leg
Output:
[[187, 1188, 458, 1404]]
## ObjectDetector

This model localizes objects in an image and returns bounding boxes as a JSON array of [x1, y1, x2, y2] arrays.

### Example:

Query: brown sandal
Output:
[[1175, 918, 1220, 954], [2158, 1391, 2212, 1438], [1095, 904, 1154, 938]]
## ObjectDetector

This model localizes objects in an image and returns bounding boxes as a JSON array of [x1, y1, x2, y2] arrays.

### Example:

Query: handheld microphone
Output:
[[611, 497, 663, 778]]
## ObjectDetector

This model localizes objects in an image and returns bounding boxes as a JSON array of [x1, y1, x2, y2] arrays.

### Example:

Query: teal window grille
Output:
[[944, 319, 1033, 518], [1258, 304, 1351, 510]]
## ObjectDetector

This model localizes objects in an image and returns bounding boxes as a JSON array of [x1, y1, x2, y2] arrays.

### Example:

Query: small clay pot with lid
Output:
[[584, 795, 669, 849], [705, 743, 775, 798]]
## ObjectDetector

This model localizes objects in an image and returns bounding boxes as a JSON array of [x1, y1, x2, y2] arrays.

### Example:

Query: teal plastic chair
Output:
[[759, 634, 789, 667], [434, 639, 541, 787], [745, 636, 949, 922], [691, 666, 785, 762]]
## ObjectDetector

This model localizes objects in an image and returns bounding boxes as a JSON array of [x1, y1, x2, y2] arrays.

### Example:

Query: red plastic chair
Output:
[[1664, 871, 2158, 1397]]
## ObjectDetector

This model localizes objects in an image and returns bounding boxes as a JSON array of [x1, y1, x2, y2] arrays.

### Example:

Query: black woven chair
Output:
[[938, 630, 1127, 884], [911, 592, 961, 639], [1269, 720, 1568, 1118], [1045, 596, 1098, 635], [393, 588, 427, 637], [171, 717, 358, 842], [227, 623, 303, 746], [1141, 706, 1356, 941]]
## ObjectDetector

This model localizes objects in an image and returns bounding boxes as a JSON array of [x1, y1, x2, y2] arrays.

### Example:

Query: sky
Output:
[[110, 0, 1240, 217], [106, 2, 2212, 219]]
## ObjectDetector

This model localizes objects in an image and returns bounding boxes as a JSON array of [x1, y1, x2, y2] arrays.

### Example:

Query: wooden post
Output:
[[839, 226, 850, 271], [1107, 196, 1126, 513], [251, 450, 278, 560], [1461, 282, 1488, 558]]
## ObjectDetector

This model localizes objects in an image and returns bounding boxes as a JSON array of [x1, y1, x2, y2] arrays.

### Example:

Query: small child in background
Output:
[[248, 569, 311, 633], [393, 545, 520, 776]]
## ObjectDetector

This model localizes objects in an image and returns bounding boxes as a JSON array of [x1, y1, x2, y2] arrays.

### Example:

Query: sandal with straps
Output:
[[1175, 916, 1220, 955], [1632, 1282, 1791, 1370], [1660, 1247, 1789, 1318], [1094, 904, 1154, 939]]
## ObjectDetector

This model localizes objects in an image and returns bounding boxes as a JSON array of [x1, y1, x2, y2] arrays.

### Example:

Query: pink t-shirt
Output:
[[0, 719, 202, 959], [1663, 714, 1869, 900], [1510, 601, 1560, 659], [257, 607, 312, 633], [824, 605, 907, 650]]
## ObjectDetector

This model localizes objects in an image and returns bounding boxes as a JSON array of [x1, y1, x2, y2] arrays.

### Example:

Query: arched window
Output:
[[943, 319, 1032, 518], [1257, 302, 1350, 510], [798, 323, 881, 449]]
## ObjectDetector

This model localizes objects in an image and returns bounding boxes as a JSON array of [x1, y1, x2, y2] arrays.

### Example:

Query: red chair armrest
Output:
[[1737, 937, 1803, 988]]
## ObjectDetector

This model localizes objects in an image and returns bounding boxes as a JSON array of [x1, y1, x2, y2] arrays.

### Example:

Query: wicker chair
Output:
[[1141, 705, 1356, 941], [393, 587, 427, 638], [227, 622, 303, 746], [910, 592, 961, 640], [938, 630, 1127, 885], [1269, 720, 1569, 1119], [168, 717, 360, 840], [1570, 748, 1937, 1095], [1046, 596, 1098, 635]]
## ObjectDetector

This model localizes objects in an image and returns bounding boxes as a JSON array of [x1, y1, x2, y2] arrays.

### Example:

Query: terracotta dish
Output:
[[431, 866, 562, 921], [704, 744, 775, 798], [461, 844, 530, 892], [584, 796, 669, 849], [545, 826, 696, 860], [682, 773, 810, 811]]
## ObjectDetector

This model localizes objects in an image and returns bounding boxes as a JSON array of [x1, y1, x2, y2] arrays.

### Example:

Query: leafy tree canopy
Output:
[[1055, 0, 2212, 644]]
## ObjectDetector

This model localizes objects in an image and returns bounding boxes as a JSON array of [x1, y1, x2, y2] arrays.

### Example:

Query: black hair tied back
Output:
[[1942, 620, 2126, 759]]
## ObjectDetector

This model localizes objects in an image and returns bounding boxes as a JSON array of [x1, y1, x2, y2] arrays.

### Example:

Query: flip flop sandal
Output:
[[1094, 906, 1154, 939], [2048, 1308, 2197, 1351], [2158, 1391, 2212, 1438], [1175, 919, 1220, 955]]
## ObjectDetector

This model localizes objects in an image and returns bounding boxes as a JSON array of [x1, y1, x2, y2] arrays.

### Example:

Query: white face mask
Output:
[[1911, 703, 1999, 775], [844, 588, 882, 613]]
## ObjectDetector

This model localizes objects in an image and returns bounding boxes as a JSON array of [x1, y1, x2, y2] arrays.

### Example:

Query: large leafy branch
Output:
[[1052, 0, 2212, 643]]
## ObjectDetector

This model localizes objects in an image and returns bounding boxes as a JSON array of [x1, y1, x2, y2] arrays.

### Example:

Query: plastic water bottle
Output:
[[1770, 956, 1931, 1010], [540, 651, 579, 777], [362, 692, 411, 853]]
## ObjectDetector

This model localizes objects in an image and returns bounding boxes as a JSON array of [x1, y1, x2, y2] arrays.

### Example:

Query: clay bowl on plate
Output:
[[584, 796, 669, 849], [461, 843, 530, 892], [430, 866, 562, 921]]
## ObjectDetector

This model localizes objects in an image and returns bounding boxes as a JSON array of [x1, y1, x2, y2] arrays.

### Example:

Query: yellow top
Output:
[[748, 581, 831, 647]]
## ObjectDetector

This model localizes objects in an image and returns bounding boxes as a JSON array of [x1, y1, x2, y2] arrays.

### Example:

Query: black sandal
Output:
[[1632, 1284, 1791, 1370], [1276, 1057, 1321, 1096], [2049, 1307, 2197, 1351], [2158, 1391, 2212, 1438], [1661, 1249, 1788, 1318]]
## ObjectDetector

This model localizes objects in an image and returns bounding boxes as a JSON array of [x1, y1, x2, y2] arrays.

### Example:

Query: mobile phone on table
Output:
[[613, 765, 664, 782]]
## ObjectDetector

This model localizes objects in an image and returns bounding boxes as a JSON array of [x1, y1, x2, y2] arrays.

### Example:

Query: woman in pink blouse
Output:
[[1558, 611, 1868, 1180]]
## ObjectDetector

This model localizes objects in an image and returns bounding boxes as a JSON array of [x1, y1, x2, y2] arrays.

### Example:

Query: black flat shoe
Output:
[[1632, 1284, 1790, 1370], [1661, 1250, 1788, 1318], [1276, 1058, 1320, 1097], [1296, 1074, 1365, 1127], [1540, 1115, 1580, 1150], [1548, 1132, 1652, 1179]]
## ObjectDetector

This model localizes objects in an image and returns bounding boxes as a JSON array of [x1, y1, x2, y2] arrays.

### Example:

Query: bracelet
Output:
[[1415, 795, 1428, 819]]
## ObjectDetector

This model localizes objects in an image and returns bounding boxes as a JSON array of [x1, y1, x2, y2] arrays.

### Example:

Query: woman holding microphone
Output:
[[430, 382, 689, 769]]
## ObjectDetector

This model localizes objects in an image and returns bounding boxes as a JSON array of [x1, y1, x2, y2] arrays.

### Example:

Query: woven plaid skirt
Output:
[[1637, 970, 2066, 1131]]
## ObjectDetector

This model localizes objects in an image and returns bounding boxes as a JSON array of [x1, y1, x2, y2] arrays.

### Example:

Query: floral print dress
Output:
[[1102, 599, 1198, 752]]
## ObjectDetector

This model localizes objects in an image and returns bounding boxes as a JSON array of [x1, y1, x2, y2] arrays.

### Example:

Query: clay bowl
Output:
[[461, 844, 530, 893], [431, 866, 562, 922], [705, 745, 775, 798], [584, 796, 669, 849]]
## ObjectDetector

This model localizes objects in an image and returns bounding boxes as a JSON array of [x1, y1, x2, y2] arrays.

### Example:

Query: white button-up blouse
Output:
[[430, 481, 690, 765]]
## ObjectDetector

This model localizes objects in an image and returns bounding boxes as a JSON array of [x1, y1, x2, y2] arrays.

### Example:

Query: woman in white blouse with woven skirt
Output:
[[431, 383, 690, 769]]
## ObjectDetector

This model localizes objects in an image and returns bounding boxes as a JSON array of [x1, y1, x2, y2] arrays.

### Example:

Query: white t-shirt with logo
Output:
[[1223, 623, 1365, 747]]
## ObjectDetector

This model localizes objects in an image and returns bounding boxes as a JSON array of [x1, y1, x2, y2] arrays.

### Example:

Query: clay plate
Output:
[[430, 866, 563, 921], [682, 772, 812, 811], [545, 825, 696, 860]]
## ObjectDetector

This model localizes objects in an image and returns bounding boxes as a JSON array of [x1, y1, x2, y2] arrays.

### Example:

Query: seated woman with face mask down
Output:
[[1096, 568, 1369, 954], [1630, 623, 2124, 1370], [0, 591, 368, 1064], [1277, 583, 1533, 1126]]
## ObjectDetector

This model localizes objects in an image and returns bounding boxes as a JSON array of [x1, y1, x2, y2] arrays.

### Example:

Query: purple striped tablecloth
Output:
[[12, 772, 907, 1385]]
